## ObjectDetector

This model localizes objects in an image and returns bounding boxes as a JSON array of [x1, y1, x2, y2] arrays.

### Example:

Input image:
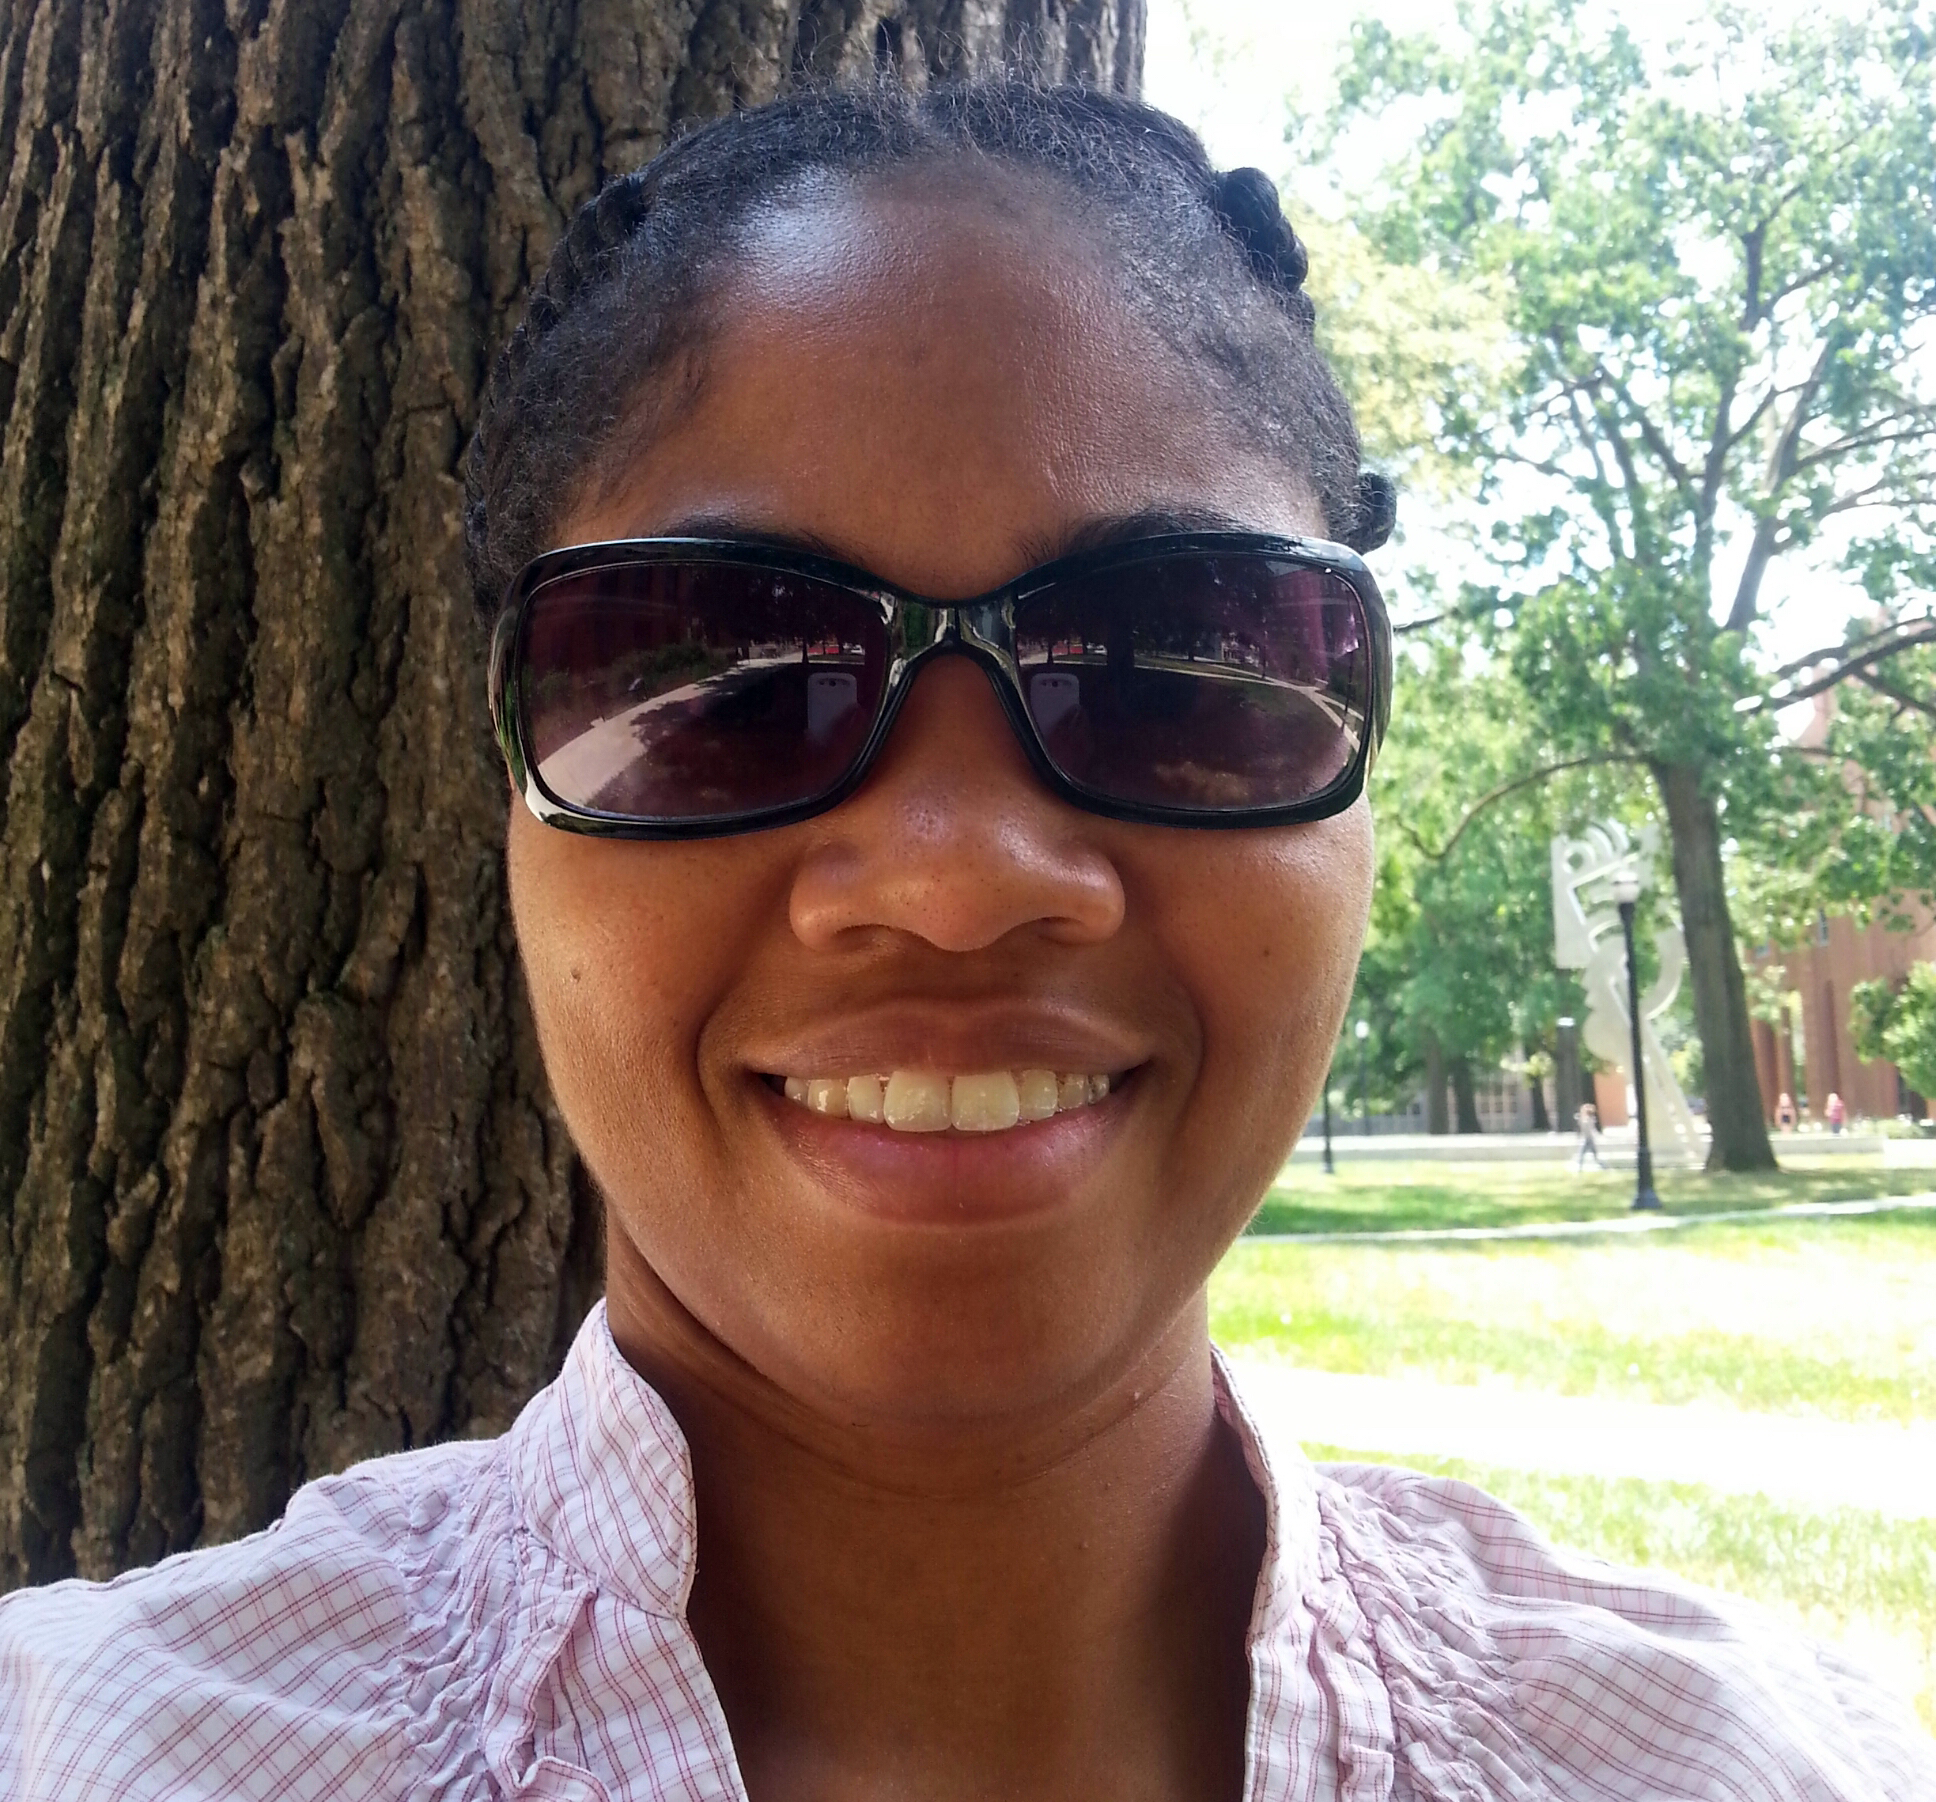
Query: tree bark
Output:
[[1450, 1055, 1481, 1134], [1423, 1029, 1448, 1134], [1654, 759, 1778, 1171], [0, 0, 1144, 1590]]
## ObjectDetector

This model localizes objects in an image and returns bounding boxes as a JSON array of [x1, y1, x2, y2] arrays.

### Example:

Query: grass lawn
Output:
[[1213, 1211, 1936, 1422], [1210, 1178, 1936, 1735], [1305, 1447, 1936, 1735], [1247, 1156, 1936, 1236]]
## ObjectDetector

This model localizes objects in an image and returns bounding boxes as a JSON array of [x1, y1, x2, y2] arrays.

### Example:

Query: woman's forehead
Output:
[[566, 185, 1321, 592]]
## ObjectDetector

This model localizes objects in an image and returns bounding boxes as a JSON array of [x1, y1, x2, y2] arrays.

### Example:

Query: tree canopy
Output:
[[1307, 0, 1936, 1160], [1851, 964, 1936, 1102]]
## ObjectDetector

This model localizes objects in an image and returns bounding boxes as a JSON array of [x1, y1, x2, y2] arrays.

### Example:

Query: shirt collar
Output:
[[1213, 1348, 1324, 1645], [507, 1300, 699, 1617]]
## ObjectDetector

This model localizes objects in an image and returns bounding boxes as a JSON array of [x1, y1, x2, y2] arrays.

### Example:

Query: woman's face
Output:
[[508, 180, 1375, 1438]]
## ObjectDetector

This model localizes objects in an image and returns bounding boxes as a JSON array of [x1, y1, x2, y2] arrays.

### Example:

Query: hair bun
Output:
[[1350, 470, 1398, 552], [1213, 167, 1309, 292]]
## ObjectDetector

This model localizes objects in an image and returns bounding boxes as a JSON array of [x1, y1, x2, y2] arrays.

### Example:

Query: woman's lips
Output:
[[754, 1064, 1141, 1224], [743, 1001, 1151, 1218]]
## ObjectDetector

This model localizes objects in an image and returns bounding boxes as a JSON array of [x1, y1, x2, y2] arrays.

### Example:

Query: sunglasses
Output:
[[488, 531, 1391, 838]]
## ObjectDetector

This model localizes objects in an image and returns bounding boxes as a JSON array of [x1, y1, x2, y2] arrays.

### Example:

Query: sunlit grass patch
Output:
[[1212, 1215, 1936, 1422], [1305, 1445, 1936, 1736], [1247, 1158, 1936, 1237]]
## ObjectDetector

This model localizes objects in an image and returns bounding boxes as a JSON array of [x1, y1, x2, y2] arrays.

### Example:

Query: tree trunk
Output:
[[1423, 1029, 1449, 1133], [1528, 1070, 1550, 1132], [1450, 1055, 1481, 1133], [0, 0, 1144, 1591], [1654, 760, 1777, 1171]]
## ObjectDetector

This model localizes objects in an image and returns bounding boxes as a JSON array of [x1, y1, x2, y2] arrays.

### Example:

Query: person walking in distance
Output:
[[1574, 1100, 1604, 1171]]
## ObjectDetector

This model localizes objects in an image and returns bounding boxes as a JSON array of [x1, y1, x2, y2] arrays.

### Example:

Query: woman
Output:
[[2, 80, 1929, 1802]]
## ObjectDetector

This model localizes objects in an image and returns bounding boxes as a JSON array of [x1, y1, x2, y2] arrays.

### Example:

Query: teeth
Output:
[[846, 1074, 885, 1122], [1017, 1069, 1059, 1121], [883, 1070, 951, 1132], [780, 1067, 1117, 1133], [950, 1071, 1020, 1132]]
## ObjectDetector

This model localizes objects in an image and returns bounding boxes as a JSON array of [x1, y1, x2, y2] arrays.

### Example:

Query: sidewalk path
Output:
[[1231, 1360, 1936, 1519], [1248, 1192, 1936, 1246]]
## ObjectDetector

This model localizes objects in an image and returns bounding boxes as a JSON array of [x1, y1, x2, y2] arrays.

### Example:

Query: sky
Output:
[[1141, 0, 1847, 174], [1139, 0, 1894, 677]]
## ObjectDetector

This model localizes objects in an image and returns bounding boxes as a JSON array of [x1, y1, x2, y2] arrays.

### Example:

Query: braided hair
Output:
[[464, 79, 1396, 618]]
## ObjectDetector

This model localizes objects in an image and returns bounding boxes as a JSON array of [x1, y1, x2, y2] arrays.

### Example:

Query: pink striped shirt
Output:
[[2, 1303, 1930, 1800]]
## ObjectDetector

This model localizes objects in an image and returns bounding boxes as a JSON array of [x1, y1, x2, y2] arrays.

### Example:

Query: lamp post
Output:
[[1556, 1016, 1579, 1131], [1609, 873, 1661, 1211], [1321, 1059, 1335, 1175], [1355, 1019, 1371, 1136]]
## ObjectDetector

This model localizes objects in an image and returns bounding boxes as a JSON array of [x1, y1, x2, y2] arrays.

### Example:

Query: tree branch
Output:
[[1554, 371, 1629, 560], [1580, 381, 1659, 560], [1791, 414, 1936, 475], [1812, 475, 1902, 520], [1764, 256, 1839, 310], [1740, 621, 1936, 712], [1718, 385, 1777, 460], [1407, 755, 1647, 863], [1724, 335, 1848, 634], [1725, 514, 1781, 634], [1541, 361, 1633, 565], [1768, 612, 1936, 682], [1595, 359, 1693, 497], [1498, 445, 1591, 485], [1853, 667, 1936, 720], [1738, 221, 1765, 331], [1759, 335, 1837, 483]]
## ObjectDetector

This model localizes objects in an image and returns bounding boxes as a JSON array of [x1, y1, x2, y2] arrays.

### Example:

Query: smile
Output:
[[773, 1068, 1115, 1133]]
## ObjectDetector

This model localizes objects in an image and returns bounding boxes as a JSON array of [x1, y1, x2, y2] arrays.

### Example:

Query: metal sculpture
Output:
[[1551, 822, 1704, 1165]]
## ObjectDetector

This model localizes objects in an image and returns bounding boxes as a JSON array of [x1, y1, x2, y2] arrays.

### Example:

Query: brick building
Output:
[[1748, 909, 1934, 1124], [1741, 684, 1934, 1126]]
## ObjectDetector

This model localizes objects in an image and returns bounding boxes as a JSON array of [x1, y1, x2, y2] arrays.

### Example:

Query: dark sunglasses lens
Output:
[[1015, 555, 1372, 812], [518, 561, 888, 821]]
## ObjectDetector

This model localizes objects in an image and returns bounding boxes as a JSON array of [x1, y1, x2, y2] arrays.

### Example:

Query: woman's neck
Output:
[[606, 1250, 1267, 1802]]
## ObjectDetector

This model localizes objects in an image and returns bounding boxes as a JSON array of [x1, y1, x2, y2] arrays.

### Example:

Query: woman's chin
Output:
[[742, 1295, 1197, 1456], [613, 1200, 1199, 1451]]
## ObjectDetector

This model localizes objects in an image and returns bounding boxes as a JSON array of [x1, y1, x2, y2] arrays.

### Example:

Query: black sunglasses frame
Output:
[[488, 530, 1392, 839]]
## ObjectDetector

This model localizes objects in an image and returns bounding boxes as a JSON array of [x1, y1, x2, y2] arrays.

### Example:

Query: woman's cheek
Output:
[[507, 816, 746, 1183], [1161, 805, 1373, 1131]]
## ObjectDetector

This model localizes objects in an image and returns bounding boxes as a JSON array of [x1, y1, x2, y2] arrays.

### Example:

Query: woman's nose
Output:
[[788, 657, 1127, 954]]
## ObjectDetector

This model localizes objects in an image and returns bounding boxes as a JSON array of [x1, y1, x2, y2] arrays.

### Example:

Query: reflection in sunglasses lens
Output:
[[522, 562, 888, 820], [1014, 556, 1369, 811]]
